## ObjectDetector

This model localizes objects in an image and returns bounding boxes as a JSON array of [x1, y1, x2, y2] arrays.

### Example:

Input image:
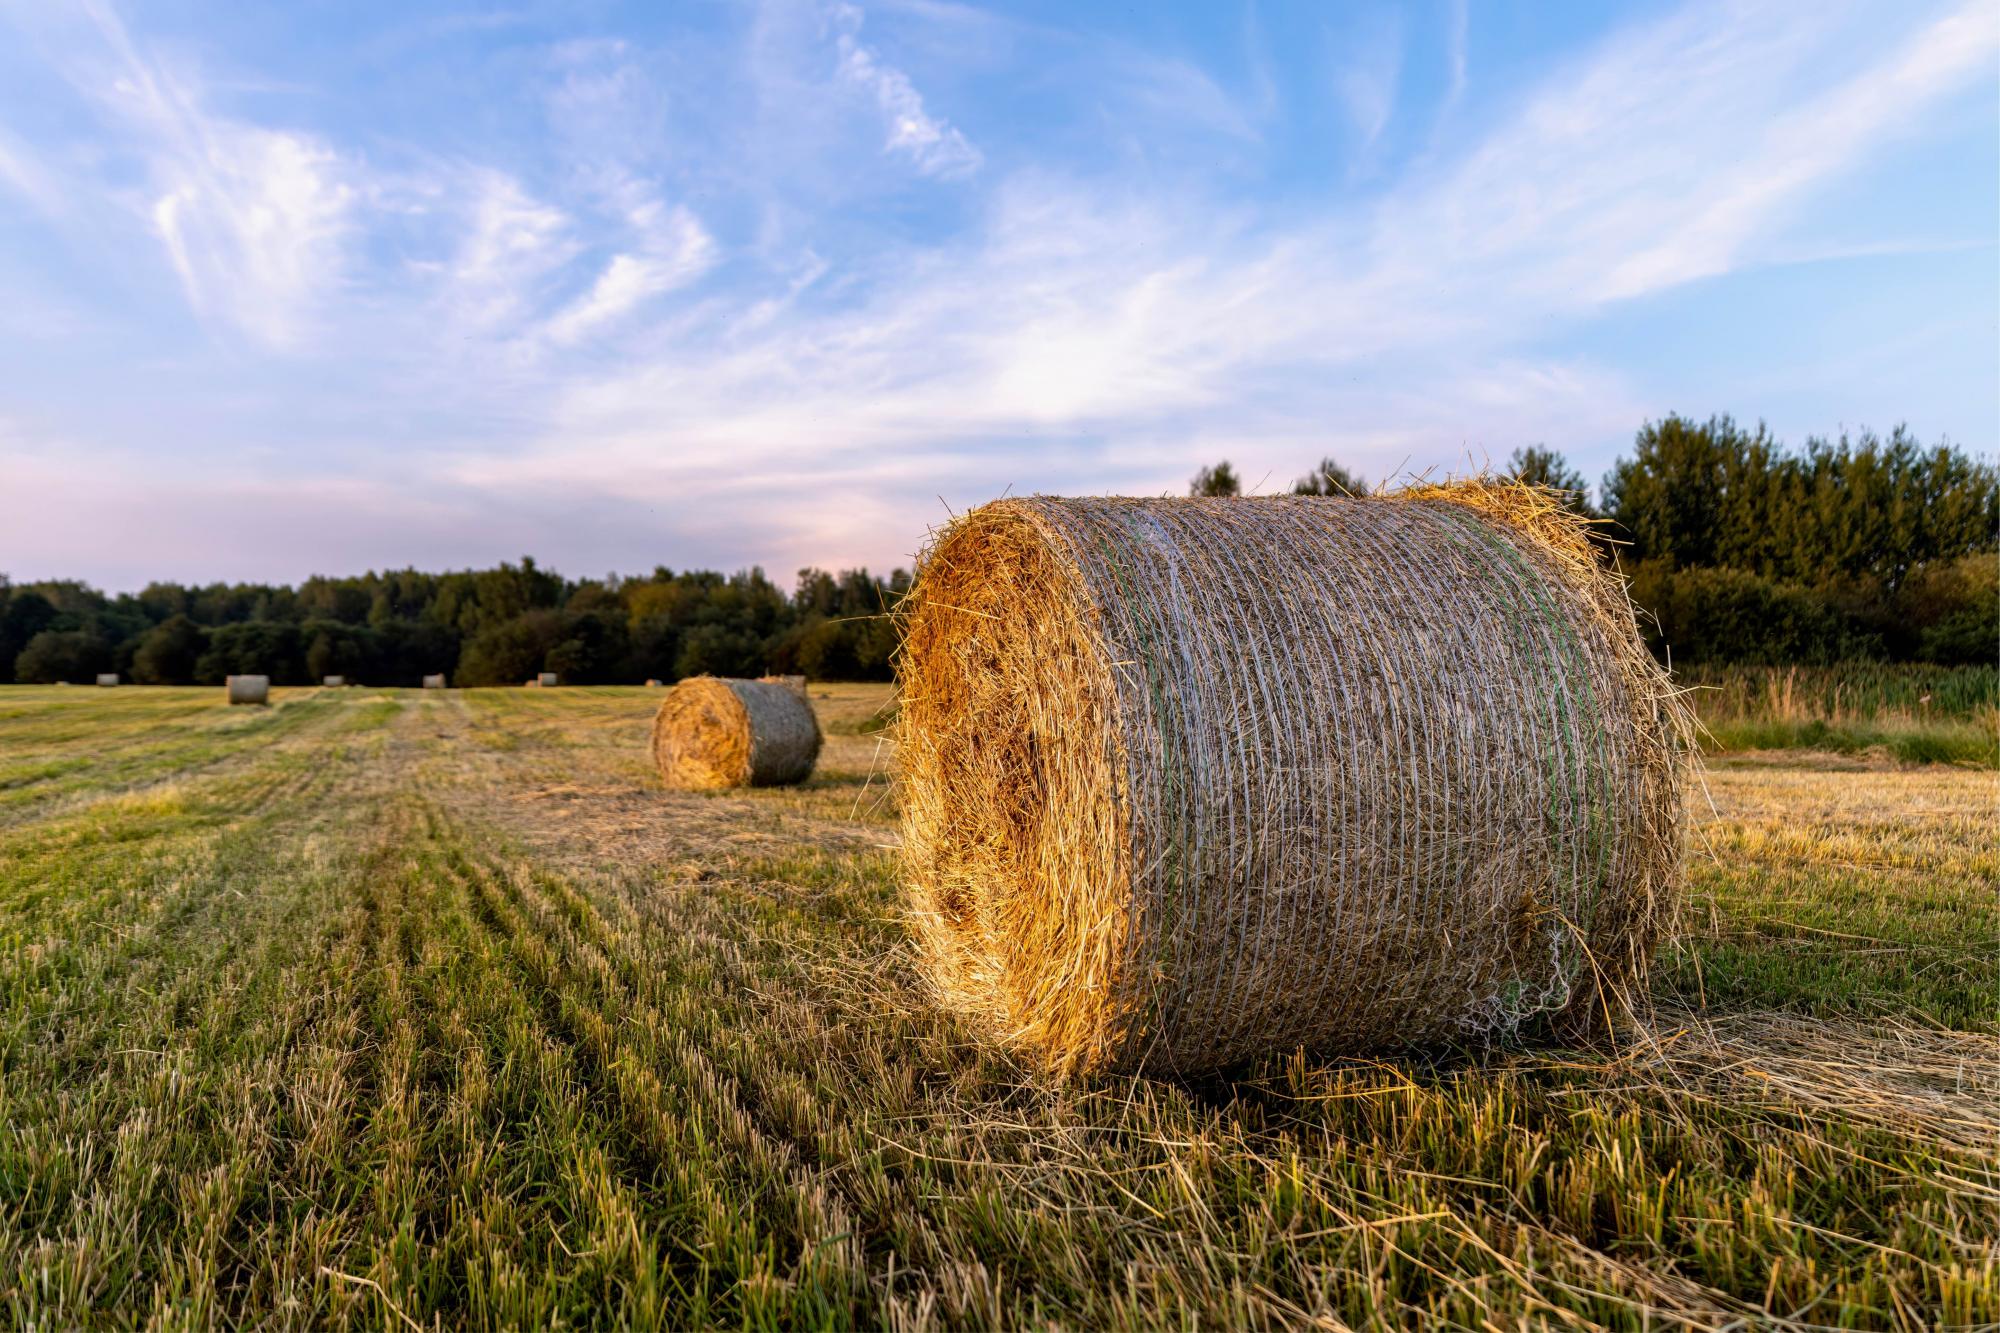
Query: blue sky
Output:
[[0, 0, 1994, 591]]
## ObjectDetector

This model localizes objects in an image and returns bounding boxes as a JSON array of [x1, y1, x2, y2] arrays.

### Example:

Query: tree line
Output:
[[1191, 415, 1996, 666], [2, 414, 1992, 685], [0, 562, 906, 687]]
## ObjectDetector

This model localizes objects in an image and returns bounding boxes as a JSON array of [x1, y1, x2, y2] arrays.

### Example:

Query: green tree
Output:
[[1505, 446, 1595, 516], [457, 610, 567, 686], [14, 630, 113, 684], [194, 622, 305, 685], [131, 615, 210, 684], [1291, 457, 1370, 496], [0, 587, 58, 682], [1601, 415, 1779, 570], [302, 620, 380, 683], [1190, 461, 1241, 497]]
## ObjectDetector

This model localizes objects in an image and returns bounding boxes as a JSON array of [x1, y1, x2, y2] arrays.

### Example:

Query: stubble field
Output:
[[0, 684, 1993, 1329]]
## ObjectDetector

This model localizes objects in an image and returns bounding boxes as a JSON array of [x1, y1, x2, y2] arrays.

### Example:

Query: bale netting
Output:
[[650, 676, 822, 790], [227, 675, 270, 706], [895, 482, 1692, 1078]]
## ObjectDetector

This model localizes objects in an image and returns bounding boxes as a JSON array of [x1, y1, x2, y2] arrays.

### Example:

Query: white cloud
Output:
[[0, 0, 1990, 584], [1598, 0, 2000, 298], [76, 0, 354, 346], [1443, 0, 1468, 112], [543, 202, 717, 344], [833, 3, 981, 178], [1330, 7, 1404, 151], [449, 0, 1996, 560], [442, 170, 574, 332], [0, 127, 62, 213]]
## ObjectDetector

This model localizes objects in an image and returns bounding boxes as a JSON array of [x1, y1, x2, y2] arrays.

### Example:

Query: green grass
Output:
[[0, 684, 1993, 1329], [1682, 664, 1999, 766]]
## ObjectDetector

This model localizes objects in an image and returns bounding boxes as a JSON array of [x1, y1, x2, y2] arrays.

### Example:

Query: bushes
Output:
[[0, 587, 57, 683], [457, 610, 569, 686], [195, 622, 305, 685], [131, 616, 210, 684], [1629, 561, 1882, 665], [13, 630, 113, 684], [1895, 554, 1999, 665]]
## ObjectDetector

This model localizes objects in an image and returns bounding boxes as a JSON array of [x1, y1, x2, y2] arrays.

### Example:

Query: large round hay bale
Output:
[[227, 675, 270, 706], [96, 674, 118, 687], [422, 674, 447, 690], [322, 675, 345, 688], [651, 676, 822, 790], [896, 484, 1691, 1077], [537, 672, 558, 688]]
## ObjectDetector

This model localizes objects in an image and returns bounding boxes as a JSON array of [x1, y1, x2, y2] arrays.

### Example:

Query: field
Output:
[[1, 684, 1994, 1330]]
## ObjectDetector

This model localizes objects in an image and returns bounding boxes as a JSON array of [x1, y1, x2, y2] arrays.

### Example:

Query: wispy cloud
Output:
[[1442, 0, 1468, 112], [0, 0, 1989, 587], [438, 170, 574, 333], [544, 201, 717, 344], [833, 2, 980, 178], [1328, 7, 1404, 152], [0, 126, 62, 214], [1598, 0, 2000, 298], [76, 0, 354, 346], [457, 0, 1995, 550]]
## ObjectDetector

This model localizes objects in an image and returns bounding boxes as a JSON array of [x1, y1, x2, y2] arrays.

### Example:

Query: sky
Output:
[[0, 0, 1994, 592]]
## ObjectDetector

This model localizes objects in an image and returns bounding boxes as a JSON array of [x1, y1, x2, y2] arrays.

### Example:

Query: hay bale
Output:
[[227, 675, 270, 706], [645, 678, 663, 688], [423, 674, 447, 690], [896, 484, 1691, 1077], [761, 673, 808, 697], [323, 675, 345, 688], [537, 672, 558, 688], [651, 676, 821, 790], [96, 673, 118, 687]]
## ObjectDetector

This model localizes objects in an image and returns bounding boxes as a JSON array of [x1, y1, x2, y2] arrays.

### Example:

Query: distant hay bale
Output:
[[645, 678, 664, 688], [651, 676, 822, 790], [322, 675, 345, 688], [537, 672, 558, 688], [423, 674, 447, 690], [227, 675, 270, 706], [896, 483, 1692, 1078], [761, 673, 808, 696], [524, 678, 541, 688], [96, 674, 118, 687]]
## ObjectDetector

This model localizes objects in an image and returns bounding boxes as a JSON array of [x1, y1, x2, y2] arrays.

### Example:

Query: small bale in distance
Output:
[[896, 483, 1691, 1078], [537, 672, 558, 687], [323, 675, 345, 688], [645, 678, 663, 687], [227, 675, 270, 706], [651, 676, 821, 790], [96, 673, 118, 687], [423, 674, 447, 690]]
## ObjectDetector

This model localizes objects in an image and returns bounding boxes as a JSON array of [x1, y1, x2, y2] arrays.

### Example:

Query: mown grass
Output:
[[0, 683, 1993, 1329]]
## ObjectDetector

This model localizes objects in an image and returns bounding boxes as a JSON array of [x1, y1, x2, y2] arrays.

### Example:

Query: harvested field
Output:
[[0, 683, 1993, 1329]]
